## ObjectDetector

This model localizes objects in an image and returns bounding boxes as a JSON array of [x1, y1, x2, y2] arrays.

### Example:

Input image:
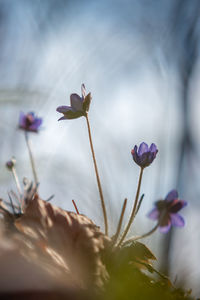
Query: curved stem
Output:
[[122, 223, 159, 246], [85, 114, 108, 235], [25, 131, 38, 185], [112, 198, 127, 246], [117, 167, 144, 246]]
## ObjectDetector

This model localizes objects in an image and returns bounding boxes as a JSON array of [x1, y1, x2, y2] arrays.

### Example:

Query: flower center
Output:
[[25, 114, 34, 127]]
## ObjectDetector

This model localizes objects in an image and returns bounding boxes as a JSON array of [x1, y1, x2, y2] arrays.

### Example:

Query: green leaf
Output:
[[122, 241, 156, 262]]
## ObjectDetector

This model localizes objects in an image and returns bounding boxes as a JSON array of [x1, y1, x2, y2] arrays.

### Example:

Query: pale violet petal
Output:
[[56, 106, 73, 113], [171, 213, 185, 227], [70, 94, 83, 111], [159, 223, 171, 233], [148, 208, 159, 220], [138, 142, 148, 155], [165, 190, 178, 202], [150, 143, 157, 152]]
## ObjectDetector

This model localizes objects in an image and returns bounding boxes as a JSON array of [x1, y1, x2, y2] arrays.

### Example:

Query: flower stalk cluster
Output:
[[3, 84, 187, 250], [0, 82, 192, 300], [56, 84, 187, 245]]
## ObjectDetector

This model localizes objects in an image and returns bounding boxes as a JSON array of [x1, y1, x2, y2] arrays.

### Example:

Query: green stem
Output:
[[112, 198, 127, 246], [118, 167, 144, 246], [85, 114, 108, 235], [122, 223, 159, 246], [25, 131, 38, 185]]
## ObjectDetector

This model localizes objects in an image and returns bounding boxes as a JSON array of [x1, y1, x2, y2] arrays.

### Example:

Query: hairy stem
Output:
[[85, 114, 108, 235], [25, 131, 38, 185], [12, 167, 22, 197], [118, 167, 144, 246]]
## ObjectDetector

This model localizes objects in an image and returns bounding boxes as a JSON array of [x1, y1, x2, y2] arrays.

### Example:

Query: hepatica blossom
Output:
[[131, 142, 158, 168], [19, 112, 42, 133], [56, 84, 91, 120], [148, 190, 187, 233]]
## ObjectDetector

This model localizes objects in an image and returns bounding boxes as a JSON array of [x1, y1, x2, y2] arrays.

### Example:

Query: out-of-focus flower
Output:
[[131, 142, 158, 168], [148, 190, 187, 233], [19, 112, 42, 133], [56, 84, 92, 120], [6, 157, 16, 170]]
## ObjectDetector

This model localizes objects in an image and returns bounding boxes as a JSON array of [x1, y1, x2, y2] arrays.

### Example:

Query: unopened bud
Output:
[[6, 157, 16, 170]]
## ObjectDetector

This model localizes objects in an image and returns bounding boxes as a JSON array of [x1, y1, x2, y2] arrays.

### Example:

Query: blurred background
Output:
[[0, 0, 200, 296]]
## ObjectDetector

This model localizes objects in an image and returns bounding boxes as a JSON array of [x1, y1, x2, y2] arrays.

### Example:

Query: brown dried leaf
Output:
[[0, 199, 16, 229], [15, 195, 110, 289]]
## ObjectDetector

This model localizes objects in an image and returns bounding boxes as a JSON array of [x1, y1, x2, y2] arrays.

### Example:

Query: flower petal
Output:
[[138, 142, 148, 155], [26, 118, 42, 132], [159, 223, 171, 233], [165, 189, 178, 202], [170, 213, 185, 227], [131, 145, 140, 165], [148, 208, 159, 220], [132, 145, 138, 155], [169, 199, 187, 213], [150, 143, 157, 153], [131, 146, 137, 157], [19, 112, 26, 128], [56, 106, 73, 113], [70, 94, 83, 111], [32, 118, 42, 129]]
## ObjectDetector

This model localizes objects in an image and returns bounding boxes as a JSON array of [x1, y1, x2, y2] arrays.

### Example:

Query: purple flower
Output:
[[131, 142, 158, 168], [19, 112, 42, 133], [56, 84, 92, 120], [148, 190, 187, 233]]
